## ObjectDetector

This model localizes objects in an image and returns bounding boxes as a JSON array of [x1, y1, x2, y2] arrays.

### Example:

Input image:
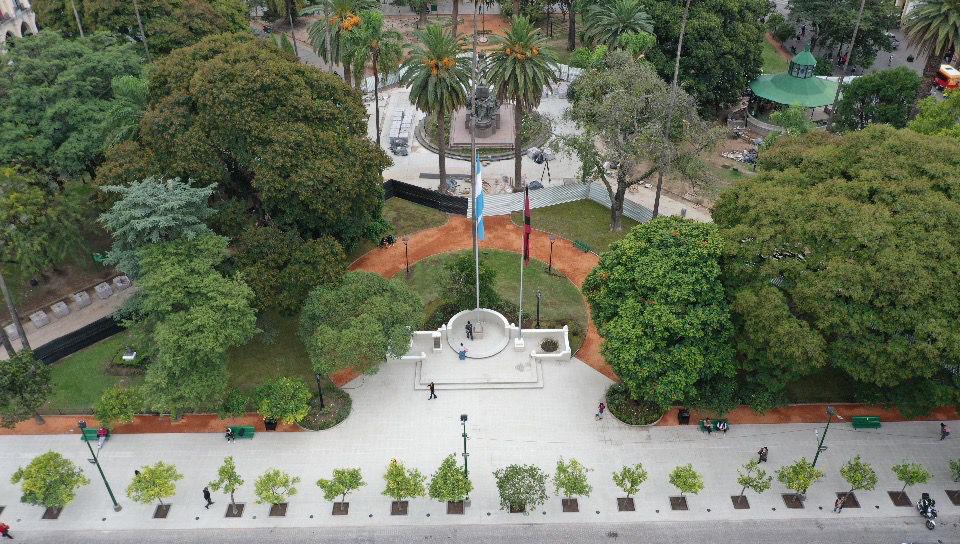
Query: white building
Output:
[[1, 0, 37, 49]]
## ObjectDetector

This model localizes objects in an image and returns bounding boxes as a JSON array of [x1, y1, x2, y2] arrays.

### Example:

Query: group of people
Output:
[[702, 418, 729, 434]]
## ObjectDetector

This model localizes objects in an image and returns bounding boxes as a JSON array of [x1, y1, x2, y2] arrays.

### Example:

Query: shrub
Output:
[[94, 385, 143, 429], [605, 383, 665, 425], [218, 388, 250, 419], [493, 464, 548, 514], [256, 377, 312, 424], [540, 338, 559, 353]]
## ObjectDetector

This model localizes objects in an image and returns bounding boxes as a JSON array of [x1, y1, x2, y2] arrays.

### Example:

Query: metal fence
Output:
[[384, 179, 469, 215], [467, 182, 653, 223], [34, 315, 125, 365]]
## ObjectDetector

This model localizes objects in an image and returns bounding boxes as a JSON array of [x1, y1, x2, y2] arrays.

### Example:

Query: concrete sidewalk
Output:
[[0, 360, 956, 532]]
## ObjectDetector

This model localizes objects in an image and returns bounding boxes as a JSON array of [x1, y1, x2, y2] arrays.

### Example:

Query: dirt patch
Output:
[[731, 495, 750, 509]]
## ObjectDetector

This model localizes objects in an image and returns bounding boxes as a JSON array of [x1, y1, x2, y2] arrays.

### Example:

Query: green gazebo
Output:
[[750, 50, 838, 108]]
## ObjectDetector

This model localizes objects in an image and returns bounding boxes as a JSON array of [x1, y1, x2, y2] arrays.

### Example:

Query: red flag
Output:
[[523, 187, 531, 266]]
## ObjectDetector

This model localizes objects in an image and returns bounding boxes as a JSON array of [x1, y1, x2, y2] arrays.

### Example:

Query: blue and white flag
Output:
[[475, 155, 485, 240]]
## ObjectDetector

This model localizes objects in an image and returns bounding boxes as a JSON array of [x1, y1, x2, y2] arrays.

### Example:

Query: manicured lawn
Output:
[[400, 249, 589, 352], [226, 314, 315, 392], [43, 332, 140, 413], [762, 39, 789, 74], [349, 197, 449, 261], [511, 200, 639, 253]]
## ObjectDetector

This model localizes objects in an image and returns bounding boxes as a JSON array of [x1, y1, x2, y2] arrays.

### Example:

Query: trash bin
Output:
[[678, 408, 691, 425]]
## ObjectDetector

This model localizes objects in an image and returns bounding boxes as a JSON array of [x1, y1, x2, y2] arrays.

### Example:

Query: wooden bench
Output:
[[228, 425, 256, 439], [851, 416, 881, 429], [699, 419, 730, 433], [574, 240, 591, 253], [81, 428, 109, 442]]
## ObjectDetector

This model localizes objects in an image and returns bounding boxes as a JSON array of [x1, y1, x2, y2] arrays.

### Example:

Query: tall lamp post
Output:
[[78, 421, 122, 512], [547, 234, 557, 274], [402, 235, 411, 278], [812, 406, 843, 468], [460, 414, 470, 501], [535, 290, 542, 328]]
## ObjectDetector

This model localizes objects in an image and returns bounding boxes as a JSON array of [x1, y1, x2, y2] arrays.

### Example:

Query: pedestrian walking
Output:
[[595, 402, 606, 420], [224, 427, 235, 442], [889, 53, 894, 66], [833, 496, 844, 513], [466, 320, 474, 340], [428, 382, 437, 400], [203, 486, 214, 509], [800, 25, 806, 36], [134, 469, 141, 478], [940, 422, 951, 440], [0, 522, 12, 539], [758, 446, 768, 462]]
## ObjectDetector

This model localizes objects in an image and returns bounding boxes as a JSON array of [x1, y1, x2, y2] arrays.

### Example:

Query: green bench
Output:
[[81, 428, 109, 442], [573, 240, 591, 253], [699, 419, 730, 433], [851, 416, 881, 429], [228, 425, 256, 439]]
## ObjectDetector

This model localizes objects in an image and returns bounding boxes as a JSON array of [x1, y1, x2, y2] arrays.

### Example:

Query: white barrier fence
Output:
[[468, 182, 653, 223]]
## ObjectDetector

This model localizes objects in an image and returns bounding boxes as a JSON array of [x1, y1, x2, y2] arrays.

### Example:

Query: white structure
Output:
[[1, 0, 36, 50]]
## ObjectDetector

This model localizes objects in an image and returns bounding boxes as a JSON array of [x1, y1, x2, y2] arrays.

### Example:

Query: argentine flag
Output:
[[475, 155, 485, 240]]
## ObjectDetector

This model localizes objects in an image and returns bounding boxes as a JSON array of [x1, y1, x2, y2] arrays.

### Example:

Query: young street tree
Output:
[[737, 459, 772, 497], [612, 464, 649, 499], [209, 456, 245, 514], [0, 350, 52, 428], [565, 51, 719, 231], [892, 462, 931, 493], [383, 459, 427, 504], [840, 456, 878, 505], [127, 462, 184, 506], [493, 464, 549, 514], [10, 451, 90, 509], [669, 464, 704, 496], [554, 458, 593, 501], [255, 469, 300, 505], [317, 468, 366, 504], [428, 455, 473, 504], [776, 458, 824, 500]]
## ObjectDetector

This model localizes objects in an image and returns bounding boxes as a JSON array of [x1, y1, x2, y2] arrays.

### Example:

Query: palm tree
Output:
[[305, 0, 377, 86], [401, 24, 471, 192], [346, 10, 404, 146], [583, 0, 653, 48], [486, 16, 559, 191], [102, 75, 149, 150], [903, 0, 960, 107]]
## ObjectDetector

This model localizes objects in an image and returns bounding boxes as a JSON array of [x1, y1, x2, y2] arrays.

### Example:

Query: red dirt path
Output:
[[0, 414, 300, 436]]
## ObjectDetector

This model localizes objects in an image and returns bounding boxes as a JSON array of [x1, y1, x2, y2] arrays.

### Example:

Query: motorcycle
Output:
[[917, 492, 937, 530]]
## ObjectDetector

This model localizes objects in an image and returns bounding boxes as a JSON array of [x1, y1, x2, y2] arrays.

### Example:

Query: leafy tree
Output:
[[255, 469, 300, 505], [737, 459, 772, 496], [789, 0, 897, 69], [0, 169, 86, 283], [487, 16, 559, 191], [904, 0, 960, 103], [94, 385, 143, 429], [430, 251, 504, 321], [209, 456, 244, 512], [101, 75, 149, 150], [640, 0, 768, 112], [99, 177, 215, 278], [583, 0, 652, 48], [840, 456, 878, 505], [10, 452, 90, 508], [892, 462, 930, 493], [135, 235, 257, 416], [910, 91, 960, 140], [766, 12, 795, 44], [834, 68, 922, 131], [583, 217, 735, 411], [612, 464, 648, 498], [127, 462, 183, 505], [317, 468, 366, 503], [761, 105, 816, 150], [669, 464, 704, 496], [714, 126, 960, 414], [950, 459, 960, 482], [255, 376, 312, 424], [493, 464, 549, 514], [565, 51, 719, 230], [428, 455, 473, 503], [0, 31, 143, 179], [382, 459, 427, 502], [266, 0, 308, 22], [400, 24, 471, 192], [776, 458, 823, 498], [569, 44, 609, 70], [618, 31, 656, 60], [553, 458, 592, 500], [0, 350, 52, 428], [344, 10, 404, 146]]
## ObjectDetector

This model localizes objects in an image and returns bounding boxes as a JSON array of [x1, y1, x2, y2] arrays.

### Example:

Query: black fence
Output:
[[34, 315, 125, 364], [384, 179, 468, 215]]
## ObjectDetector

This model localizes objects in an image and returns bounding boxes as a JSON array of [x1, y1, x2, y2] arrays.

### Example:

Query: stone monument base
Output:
[[450, 104, 515, 148]]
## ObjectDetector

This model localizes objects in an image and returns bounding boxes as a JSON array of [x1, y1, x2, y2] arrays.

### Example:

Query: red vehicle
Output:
[[934, 64, 960, 91]]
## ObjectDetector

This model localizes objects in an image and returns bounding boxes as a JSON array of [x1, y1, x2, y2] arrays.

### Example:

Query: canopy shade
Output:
[[750, 74, 839, 108]]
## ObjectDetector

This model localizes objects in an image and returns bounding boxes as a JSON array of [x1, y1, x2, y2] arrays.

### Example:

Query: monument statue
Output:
[[466, 83, 501, 137]]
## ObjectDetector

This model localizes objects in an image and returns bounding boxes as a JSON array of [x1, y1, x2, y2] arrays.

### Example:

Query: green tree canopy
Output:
[[892, 461, 930, 492], [493, 464, 548, 514], [102, 74, 150, 150], [612, 463, 648, 498], [254, 469, 300, 505], [382, 459, 426, 502], [0, 31, 143, 180], [428, 454, 473, 503], [840, 456, 878, 493], [737, 459, 772, 496], [904, 0, 960, 104], [127, 461, 183, 505], [909, 90, 960, 140], [583, 217, 735, 411], [94, 385, 144, 429], [776, 458, 823, 497], [0, 350, 53, 428], [834, 68, 922, 131], [10, 451, 90, 508], [583, 0, 653, 48], [553, 458, 592, 500], [789, 0, 898, 68], [316, 468, 366, 503], [255, 376, 312, 424], [669, 464, 704, 496], [209, 456, 245, 507], [714, 126, 960, 414]]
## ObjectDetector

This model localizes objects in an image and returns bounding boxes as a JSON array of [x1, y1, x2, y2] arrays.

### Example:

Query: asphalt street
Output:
[[13, 517, 957, 544]]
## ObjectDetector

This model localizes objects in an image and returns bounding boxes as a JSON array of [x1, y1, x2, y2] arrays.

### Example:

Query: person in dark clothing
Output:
[[0, 522, 13, 539], [466, 321, 474, 340], [203, 486, 214, 509], [941, 422, 951, 440], [225, 427, 236, 442], [428, 382, 437, 400], [758, 446, 769, 462]]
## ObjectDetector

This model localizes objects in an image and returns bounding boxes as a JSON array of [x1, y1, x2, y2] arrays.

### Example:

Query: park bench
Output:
[[699, 419, 730, 433], [574, 240, 591, 253], [81, 428, 109, 442], [851, 416, 881, 429], [228, 425, 256, 439]]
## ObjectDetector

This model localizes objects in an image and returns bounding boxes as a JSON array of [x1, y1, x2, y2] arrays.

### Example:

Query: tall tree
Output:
[[401, 24, 471, 192], [903, 0, 960, 106], [345, 9, 404, 145], [487, 16, 559, 190], [0, 351, 52, 428], [583, 0, 653, 48], [788, 0, 897, 68], [306, 0, 377, 86], [101, 74, 150, 150], [833, 68, 922, 131]]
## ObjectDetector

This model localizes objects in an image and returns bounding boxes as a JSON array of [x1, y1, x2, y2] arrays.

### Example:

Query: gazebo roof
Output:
[[750, 73, 839, 107]]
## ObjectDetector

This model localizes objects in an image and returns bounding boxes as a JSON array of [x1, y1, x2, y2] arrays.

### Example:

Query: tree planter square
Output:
[[447, 501, 465, 515], [836, 492, 860, 508], [508, 504, 526, 514], [781, 494, 804, 509], [153, 504, 171, 519], [887, 491, 911, 507], [391, 501, 408, 516], [225, 503, 245, 518], [731, 495, 750, 509], [617, 498, 635, 512], [332, 502, 349, 516], [946, 490, 960, 506], [669, 496, 688, 511], [0, 506, 4, 516], [269, 503, 287, 517], [42, 507, 62, 520], [561, 498, 579, 512]]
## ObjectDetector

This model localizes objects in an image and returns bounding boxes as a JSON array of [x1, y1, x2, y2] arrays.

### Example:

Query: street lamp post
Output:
[[548, 234, 557, 274], [78, 421, 122, 512], [536, 289, 542, 328], [811, 406, 842, 468], [314, 372, 325, 409], [460, 414, 470, 501], [402, 235, 411, 278]]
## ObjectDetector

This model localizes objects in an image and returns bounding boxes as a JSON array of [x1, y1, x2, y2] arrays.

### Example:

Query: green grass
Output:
[[511, 200, 638, 254], [761, 39, 789, 74], [349, 198, 449, 261], [399, 249, 589, 352], [43, 332, 140, 413], [226, 314, 314, 392], [784, 367, 857, 404]]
